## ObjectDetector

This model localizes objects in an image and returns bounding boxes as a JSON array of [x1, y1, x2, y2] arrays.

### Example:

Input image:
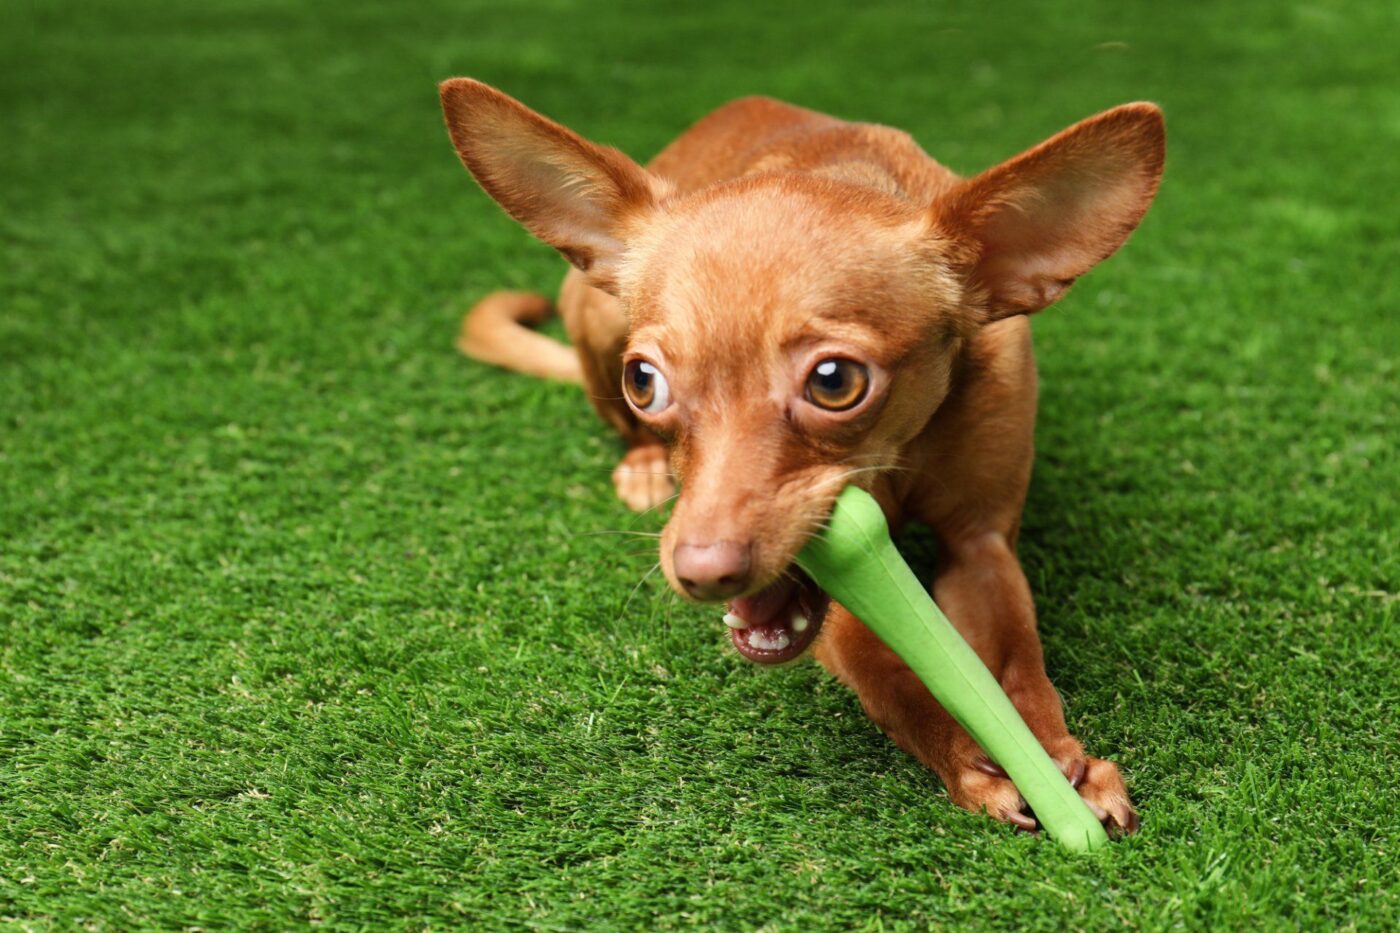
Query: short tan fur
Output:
[[442, 79, 1164, 834]]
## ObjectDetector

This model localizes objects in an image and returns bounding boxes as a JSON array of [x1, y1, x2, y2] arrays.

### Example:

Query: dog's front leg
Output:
[[815, 602, 1041, 830], [816, 532, 1138, 834], [555, 270, 676, 514]]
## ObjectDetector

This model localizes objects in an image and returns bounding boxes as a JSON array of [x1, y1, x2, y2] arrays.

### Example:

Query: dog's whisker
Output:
[[617, 560, 663, 624], [661, 587, 680, 636], [626, 490, 680, 525], [840, 465, 905, 478], [576, 529, 664, 539], [589, 468, 677, 477], [808, 463, 911, 493]]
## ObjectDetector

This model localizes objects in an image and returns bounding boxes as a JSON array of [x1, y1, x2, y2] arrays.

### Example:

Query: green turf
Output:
[[3, 0, 1397, 927]]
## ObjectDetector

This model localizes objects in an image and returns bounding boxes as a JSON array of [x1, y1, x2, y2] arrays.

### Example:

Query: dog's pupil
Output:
[[808, 358, 869, 410], [629, 361, 655, 404]]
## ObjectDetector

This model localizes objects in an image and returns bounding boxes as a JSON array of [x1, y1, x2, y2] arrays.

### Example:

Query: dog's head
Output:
[[442, 79, 1164, 661]]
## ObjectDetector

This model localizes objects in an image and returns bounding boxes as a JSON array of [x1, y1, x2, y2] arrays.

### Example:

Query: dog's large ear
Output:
[[439, 78, 666, 293], [935, 103, 1165, 320]]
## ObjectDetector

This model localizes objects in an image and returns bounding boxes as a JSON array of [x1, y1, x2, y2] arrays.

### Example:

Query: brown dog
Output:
[[440, 79, 1164, 835]]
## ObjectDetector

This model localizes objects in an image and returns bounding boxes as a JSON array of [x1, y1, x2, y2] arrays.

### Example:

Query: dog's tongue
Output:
[[727, 577, 797, 629]]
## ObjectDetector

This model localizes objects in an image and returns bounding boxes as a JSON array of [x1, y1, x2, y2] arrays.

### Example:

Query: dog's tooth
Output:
[[748, 629, 791, 651], [791, 610, 809, 633], [723, 612, 750, 630]]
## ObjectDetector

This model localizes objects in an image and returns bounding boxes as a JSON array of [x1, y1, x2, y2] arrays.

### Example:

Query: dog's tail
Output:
[[455, 290, 583, 384]]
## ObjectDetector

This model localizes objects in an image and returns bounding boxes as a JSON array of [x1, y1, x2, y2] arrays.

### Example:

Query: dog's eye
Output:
[[805, 358, 869, 411], [624, 359, 671, 413]]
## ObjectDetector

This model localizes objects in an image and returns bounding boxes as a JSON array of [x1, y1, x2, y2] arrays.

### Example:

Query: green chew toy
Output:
[[798, 485, 1109, 853]]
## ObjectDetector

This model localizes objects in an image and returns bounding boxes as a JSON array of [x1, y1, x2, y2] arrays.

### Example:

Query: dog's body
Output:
[[442, 81, 1164, 834]]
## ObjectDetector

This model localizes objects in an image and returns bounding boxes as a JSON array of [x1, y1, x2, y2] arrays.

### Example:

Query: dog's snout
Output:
[[673, 540, 752, 600]]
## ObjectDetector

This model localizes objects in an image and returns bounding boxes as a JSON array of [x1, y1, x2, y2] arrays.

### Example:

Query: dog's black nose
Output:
[[673, 540, 752, 600]]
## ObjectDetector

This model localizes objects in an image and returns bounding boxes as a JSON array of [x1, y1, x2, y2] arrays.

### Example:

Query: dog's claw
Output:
[[1006, 809, 1039, 833], [975, 756, 1085, 789], [974, 757, 1009, 779], [1108, 807, 1141, 837]]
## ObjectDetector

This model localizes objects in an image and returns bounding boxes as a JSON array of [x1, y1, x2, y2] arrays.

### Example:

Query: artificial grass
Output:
[[2, 0, 1397, 927]]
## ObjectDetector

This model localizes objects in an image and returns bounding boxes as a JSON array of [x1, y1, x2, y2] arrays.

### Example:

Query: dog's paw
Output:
[[611, 445, 675, 513], [946, 759, 1041, 832], [966, 754, 1139, 836], [1067, 756, 1139, 835]]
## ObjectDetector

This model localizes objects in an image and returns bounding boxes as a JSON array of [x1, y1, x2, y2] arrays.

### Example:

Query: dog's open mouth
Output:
[[723, 568, 831, 664]]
